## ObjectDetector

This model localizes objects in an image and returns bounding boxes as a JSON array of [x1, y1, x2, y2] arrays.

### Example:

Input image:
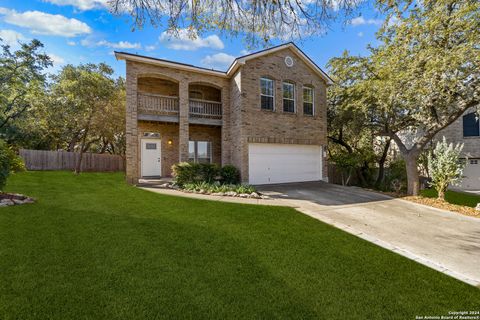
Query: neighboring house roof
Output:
[[115, 42, 333, 84]]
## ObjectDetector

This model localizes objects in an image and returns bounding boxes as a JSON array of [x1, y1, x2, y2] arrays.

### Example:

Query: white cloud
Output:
[[81, 38, 141, 49], [42, 0, 109, 10], [159, 29, 224, 51], [145, 45, 156, 52], [48, 53, 65, 65], [350, 16, 383, 26], [67, 40, 76, 46], [240, 49, 251, 56], [0, 7, 91, 37], [0, 29, 26, 47], [201, 53, 235, 70], [357, 31, 364, 37]]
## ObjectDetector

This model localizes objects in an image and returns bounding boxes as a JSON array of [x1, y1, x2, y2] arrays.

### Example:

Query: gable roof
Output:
[[114, 51, 228, 77], [226, 42, 333, 85], [115, 42, 333, 84]]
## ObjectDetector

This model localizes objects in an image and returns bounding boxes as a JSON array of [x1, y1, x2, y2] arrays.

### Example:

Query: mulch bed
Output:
[[402, 196, 479, 218], [366, 188, 479, 218]]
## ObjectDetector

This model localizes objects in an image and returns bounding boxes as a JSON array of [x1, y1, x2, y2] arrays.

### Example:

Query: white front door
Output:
[[141, 139, 161, 177], [248, 143, 322, 185]]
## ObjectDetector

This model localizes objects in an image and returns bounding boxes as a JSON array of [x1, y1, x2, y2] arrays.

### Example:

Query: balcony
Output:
[[189, 98, 222, 122], [137, 92, 222, 125]]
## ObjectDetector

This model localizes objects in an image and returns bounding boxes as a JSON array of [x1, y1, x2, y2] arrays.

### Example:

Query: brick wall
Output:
[[435, 108, 480, 158], [234, 47, 329, 181]]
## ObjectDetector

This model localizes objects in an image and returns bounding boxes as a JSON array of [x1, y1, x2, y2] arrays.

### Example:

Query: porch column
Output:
[[125, 64, 139, 184], [221, 86, 231, 165], [178, 80, 189, 162]]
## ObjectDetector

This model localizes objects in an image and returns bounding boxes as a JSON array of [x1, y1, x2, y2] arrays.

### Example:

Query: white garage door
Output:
[[248, 143, 322, 185], [459, 159, 480, 190]]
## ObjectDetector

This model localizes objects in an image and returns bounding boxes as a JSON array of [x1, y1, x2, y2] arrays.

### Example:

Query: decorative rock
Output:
[[225, 191, 237, 197], [239, 193, 250, 198], [0, 203, 8, 207], [160, 183, 170, 188], [13, 199, 25, 204], [250, 192, 260, 198], [211, 192, 225, 196], [2, 199, 14, 206], [260, 195, 270, 199], [23, 198, 35, 204], [476, 203, 480, 211]]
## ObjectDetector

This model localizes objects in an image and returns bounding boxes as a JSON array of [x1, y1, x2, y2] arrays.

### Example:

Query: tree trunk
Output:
[[375, 139, 391, 188], [438, 188, 445, 200], [405, 154, 420, 196], [74, 129, 90, 175]]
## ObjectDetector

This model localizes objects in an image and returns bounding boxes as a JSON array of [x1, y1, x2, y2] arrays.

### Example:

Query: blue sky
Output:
[[0, 0, 385, 77]]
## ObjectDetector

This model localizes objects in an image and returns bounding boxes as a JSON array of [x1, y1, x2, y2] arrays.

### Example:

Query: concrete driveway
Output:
[[258, 181, 480, 287]]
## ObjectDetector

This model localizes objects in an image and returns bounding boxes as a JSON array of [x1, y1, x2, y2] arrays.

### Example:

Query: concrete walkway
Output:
[[140, 183, 480, 287]]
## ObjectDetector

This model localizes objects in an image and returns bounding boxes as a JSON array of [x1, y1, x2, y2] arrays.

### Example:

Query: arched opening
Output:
[[188, 84, 222, 120], [137, 77, 179, 115]]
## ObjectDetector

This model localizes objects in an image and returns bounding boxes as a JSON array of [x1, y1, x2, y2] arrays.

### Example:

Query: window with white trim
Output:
[[283, 82, 295, 113], [303, 86, 314, 116], [188, 141, 212, 163], [260, 77, 274, 110]]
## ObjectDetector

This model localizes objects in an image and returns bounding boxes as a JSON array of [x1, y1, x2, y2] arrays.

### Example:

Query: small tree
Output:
[[427, 137, 464, 200]]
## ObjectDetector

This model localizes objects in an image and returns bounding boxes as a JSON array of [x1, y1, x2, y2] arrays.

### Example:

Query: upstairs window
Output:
[[188, 141, 212, 163], [303, 86, 314, 116], [260, 77, 274, 110], [463, 112, 480, 137], [283, 82, 295, 113]]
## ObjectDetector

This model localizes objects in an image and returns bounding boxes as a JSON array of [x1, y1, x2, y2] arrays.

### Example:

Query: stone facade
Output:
[[121, 45, 329, 184]]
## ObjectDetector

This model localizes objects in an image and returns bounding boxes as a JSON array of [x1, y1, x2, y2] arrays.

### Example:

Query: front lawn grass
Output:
[[1, 171, 479, 319], [421, 188, 480, 207]]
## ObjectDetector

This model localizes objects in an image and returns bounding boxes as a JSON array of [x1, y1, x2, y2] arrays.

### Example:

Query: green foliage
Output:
[[182, 181, 256, 194], [0, 39, 52, 131], [172, 162, 220, 186], [383, 159, 407, 193], [0, 140, 10, 191], [427, 137, 465, 200], [0, 140, 25, 191], [172, 162, 242, 187], [219, 164, 240, 185]]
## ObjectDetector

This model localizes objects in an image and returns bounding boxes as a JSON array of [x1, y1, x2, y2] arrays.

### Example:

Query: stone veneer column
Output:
[[125, 64, 138, 184], [178, 80, 189, 161]]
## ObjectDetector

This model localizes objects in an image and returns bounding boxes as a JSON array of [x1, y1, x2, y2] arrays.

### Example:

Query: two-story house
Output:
[[435, 108, 480, 190], [115, 42, 332, 185]]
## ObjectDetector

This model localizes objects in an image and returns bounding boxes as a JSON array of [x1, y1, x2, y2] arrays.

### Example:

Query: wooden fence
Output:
[[19, 149, 125, 172]]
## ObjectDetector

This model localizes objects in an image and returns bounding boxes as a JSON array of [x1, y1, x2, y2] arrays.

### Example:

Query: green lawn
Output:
[[421, 188, 480, 207], [1, 172, 479, 319]]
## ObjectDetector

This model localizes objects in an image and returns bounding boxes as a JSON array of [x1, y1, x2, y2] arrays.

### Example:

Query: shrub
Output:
[[181, 181, 256, 194], [200, 163, 221, 183], [220, 164, 240, 184], [427, 137, 464, 200], [172, 162, 220, 186], [0, 141, 24, 191]]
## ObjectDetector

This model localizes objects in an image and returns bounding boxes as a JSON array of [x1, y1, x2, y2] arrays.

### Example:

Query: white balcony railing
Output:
[[189, 98, 222, 119], [137, 93, 179, 115]]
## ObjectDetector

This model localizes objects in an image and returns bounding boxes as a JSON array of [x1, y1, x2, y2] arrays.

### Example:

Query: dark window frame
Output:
[[463, 112, 480, 137]]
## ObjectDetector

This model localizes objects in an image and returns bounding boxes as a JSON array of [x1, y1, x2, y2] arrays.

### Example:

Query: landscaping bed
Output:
[[0, 192, 34, 207]]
